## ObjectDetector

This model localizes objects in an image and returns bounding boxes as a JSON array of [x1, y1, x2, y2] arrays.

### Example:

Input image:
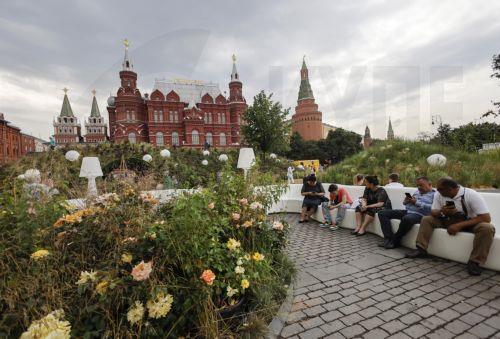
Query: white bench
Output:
[[269, 184, 500, 271]]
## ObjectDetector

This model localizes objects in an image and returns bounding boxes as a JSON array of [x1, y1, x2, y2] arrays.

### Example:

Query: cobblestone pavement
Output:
[[278, 214, 500, 339]]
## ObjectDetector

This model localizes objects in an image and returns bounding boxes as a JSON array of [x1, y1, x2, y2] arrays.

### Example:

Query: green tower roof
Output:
[[60, 90, 75, 117], [90, 95, 101, 117], [298, 57, 314, 101]]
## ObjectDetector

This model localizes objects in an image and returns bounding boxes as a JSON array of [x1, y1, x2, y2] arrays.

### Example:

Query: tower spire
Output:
[[122, 38, 133, 70], [231, 54, 239, 81], [60, 88, 75, 117], [298, 56, 314, 101], [364, 125, 371, 138], [387, 117, 394, 140], [90, 89, 101, 117]]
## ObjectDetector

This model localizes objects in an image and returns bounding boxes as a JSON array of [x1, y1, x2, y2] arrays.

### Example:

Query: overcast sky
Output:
[[1, 0, 499, 140]]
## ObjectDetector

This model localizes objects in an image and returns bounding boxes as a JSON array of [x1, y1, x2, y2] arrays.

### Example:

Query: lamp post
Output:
[[79, 157, 103, 197], [237, 148, 255, 179]]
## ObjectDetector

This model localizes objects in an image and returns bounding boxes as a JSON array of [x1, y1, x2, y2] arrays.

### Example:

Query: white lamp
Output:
[[160, 149, 171, 158], [237, 148, 256, 178], [79, 157, 103, 197]]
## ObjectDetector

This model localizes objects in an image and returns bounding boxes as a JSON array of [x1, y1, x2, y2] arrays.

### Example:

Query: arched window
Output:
[[174, 111, 179, 122], [192, 130, 199, 145], [156, 132, 164, 146], [159, 110, 163, 122], [218, 113, 222, 123], [221, 113, 226, 124], [172, 132, 179, 146], [126, 110, 130, 120], [206, 132, 213, 145], [208, 113, 212, 124], [219, 132, 226, 146], [128, 132, 136, 144], [204, 113, 208, 123], [154, 111, 158, 122]]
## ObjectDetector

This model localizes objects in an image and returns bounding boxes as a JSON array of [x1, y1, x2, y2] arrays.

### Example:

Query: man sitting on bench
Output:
[[406, 177, 495, 276]]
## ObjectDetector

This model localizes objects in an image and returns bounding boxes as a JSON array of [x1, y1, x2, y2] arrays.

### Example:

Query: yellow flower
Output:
[[127, 301, 144, 325], [226, 238, 241, 251], [95, 281, 109, 295], [76, 270, 98, 285], [146, 293, 174, 319], [242, 220, 253, 228], [241, 279, 250, 289], [121, 253, 133, 263], [252, 252, 265, 262], [30, 249, 50, 261], [20, 309, 71, 339]]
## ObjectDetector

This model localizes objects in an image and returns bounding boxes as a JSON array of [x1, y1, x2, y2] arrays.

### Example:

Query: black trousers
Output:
[[377, 209, 423, 244]]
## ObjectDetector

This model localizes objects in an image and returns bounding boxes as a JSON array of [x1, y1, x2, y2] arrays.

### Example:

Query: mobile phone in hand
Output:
[[445, 201, 455, 208], [405, 193, 412, 199]]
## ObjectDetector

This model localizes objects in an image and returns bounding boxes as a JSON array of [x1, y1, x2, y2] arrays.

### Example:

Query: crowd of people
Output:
[[299, 173, 495, 276]]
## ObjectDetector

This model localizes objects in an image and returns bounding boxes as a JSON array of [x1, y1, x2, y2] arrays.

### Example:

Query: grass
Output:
[[318, 139, 500, 188]]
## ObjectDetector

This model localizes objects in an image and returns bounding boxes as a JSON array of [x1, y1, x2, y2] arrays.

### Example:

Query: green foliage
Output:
[[242, 91, 291, 154], [433, 122, 499, 152], [287, 129, 362, 163], [319, 139, 500, 188]]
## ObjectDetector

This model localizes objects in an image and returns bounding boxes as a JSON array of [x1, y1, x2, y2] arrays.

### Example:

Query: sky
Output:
[[1, 0, 499, 140]]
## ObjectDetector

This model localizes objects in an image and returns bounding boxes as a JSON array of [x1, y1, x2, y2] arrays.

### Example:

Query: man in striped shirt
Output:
[[378, 176, 435, 249]]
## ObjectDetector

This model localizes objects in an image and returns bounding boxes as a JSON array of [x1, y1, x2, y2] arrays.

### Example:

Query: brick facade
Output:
[[107, 44, 246, 148], [0, 113, 36, 164]]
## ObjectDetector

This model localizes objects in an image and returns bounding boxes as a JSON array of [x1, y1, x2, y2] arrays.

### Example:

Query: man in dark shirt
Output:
[[300, 174, 325, 223]]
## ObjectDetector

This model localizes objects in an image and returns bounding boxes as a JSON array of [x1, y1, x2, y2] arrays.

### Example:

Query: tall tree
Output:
[[242, 91, 291, 154], [483, 54, 500, 118]]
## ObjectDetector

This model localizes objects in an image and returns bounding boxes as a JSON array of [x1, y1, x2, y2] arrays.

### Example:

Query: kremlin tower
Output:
[[84, 90, 108, 143], [53, 88, 82, 145], [291, 56, 323, 141]]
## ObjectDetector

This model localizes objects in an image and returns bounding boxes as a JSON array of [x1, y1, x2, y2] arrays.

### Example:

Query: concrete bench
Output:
[[269, 184, 500, 271]]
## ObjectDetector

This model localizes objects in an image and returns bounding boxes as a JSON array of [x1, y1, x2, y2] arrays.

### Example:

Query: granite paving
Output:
[[278, 215, 500, 339]]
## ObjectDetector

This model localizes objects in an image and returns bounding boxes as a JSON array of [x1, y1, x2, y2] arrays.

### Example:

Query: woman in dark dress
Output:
[[299, 174, 325, 223], [353, 175, 392, 236]]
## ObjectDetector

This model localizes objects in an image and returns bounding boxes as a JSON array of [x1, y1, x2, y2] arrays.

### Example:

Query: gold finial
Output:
[[62, 87, 69, 94], [232, 54, 236, 63], [91, 89, 96, 96], [123, 38, 130, 49]]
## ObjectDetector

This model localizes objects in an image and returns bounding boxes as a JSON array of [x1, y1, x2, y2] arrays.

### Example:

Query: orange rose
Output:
[[200, 269, 216, 286]]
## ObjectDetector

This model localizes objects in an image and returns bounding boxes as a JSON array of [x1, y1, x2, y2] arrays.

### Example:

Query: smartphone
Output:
[[405, 193, 412, 199], [445, 201, 455, 207]]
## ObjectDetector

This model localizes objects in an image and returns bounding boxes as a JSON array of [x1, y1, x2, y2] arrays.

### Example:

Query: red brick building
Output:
[[107, 41, 246, 148], [291, 57, 323, 141], [84, 90, 108, 144], [0, 113, 36, 164]]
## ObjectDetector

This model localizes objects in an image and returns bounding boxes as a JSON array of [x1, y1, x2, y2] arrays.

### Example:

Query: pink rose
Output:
[[131, 260, 153, 281]]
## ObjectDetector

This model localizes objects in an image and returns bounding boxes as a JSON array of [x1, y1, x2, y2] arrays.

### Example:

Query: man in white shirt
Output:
[[385, 173, 404, 188], [406, 177, 495, 275]]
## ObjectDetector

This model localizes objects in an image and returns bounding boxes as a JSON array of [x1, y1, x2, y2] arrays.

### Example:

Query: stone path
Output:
[[278, 214, 500, 339]]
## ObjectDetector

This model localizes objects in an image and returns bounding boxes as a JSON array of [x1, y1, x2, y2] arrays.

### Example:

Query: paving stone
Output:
[[414, 305, 437, 318], [340, 294, 362, 305], [340, 324, 365, 338], [286, 311, 307, 324], [299, 327, 326, 339], [308, 263, 360, 281], [403, 324, 430, 338], [304, 297, 324, 307], [320, 320, 346, 334], [358, 306, 381, 319], [378, 309, 400, 322], [363, 328, 389, 339], [301, 316, 325, 330], [436, 308, 461, 321], [468, 323, 497, 338], [340, 313, 364, 327], [445, 319, 472, 335], [387, 333, 412, 339], [376, 300, 397, 311], [473, 305, 497, 317], [454, 333, 479, 339], [426, 328, 456, 339], [459, 312, 485, 326], [400, 312, 422, 325], [420, 315, 447, 330], [303, 305, 326, 317], [381, 319, 407, 334], [323, 293, 343, 302], [307, 290, 325, 299], [339, 304, 361, 315], [428, 299, 453, 311], [320, 310, 343, 322], [484, 315, 500, 330], [357, 298, 377, 308], [323, 300, 345, 311], [359, 316, 384, 331], [281, 323, 304, 337]]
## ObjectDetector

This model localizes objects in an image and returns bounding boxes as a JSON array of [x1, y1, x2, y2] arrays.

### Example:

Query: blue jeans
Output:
[[322, 202, 350, 224]]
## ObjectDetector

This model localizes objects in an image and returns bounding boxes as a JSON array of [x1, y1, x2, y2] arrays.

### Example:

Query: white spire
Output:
[[122, 39, 133, 70], [231, 54, 239, 81]]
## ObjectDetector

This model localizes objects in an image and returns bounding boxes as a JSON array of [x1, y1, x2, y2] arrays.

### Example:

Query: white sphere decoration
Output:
[[142, 154, 153, 163], [160, 149, 171, 158], [24, 169, 41, 183], [297, 165, 305, 171], [270, 153, 277, 159], [427, 154, 447, 167], [202, 150, 210, 156], [218, 154, 229, 162], [65, 150, 80, 162], [201, 159, 208, 166]]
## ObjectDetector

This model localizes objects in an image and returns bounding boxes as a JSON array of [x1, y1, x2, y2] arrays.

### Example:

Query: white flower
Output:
[[20, 309, 71, 339], [218, 154, 229, 162], [250, 202, 263, 210], [226, 286, 239, 297], [76, 270, 98, 285], [202, 150, 210, 156], [201, 159, 208, 166], [269, 153, 277, 159], [127, 301, 145, 325], [236, 258, 243, 266], [147, 293, 174, 319], [235, 266, 245, 274], [142, 154, 153, 163], [160, 149, 171, 158], [272, 221, 284, 231]]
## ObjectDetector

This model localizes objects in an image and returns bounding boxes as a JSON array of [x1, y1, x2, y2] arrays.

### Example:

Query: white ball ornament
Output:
[[218, 154, 229, 162], [202, 150, 210, 156], [427, 154, 447, 167], [142, 154, 153, 163], [270, 153, 277, 159], [201, 159, 208, 166], [160, 149, 171, 158], [65, 150, 80, 162], [297, 165, 304, 171]]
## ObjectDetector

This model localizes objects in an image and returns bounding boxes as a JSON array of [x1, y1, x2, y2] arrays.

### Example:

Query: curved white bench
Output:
[[269, 184, 500, 271]]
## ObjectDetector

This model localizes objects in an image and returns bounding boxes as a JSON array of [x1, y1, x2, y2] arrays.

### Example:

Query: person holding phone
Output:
[[377, 177, 435, 249], [299, 174, 325, 223], [406, 177, 495, 276]]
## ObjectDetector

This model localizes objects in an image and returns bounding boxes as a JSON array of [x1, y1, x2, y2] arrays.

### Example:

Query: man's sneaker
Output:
[[405, 247, 428, 258], [319, 223, 330, 228], [385, 241, 397, 249], [329, 225, 339, 231], [378, 239, 390, 248], [467, 261, 482, 276]]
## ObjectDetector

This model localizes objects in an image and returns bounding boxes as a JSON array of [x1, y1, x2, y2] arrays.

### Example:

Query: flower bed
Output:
[[0, 170, 294, 337]]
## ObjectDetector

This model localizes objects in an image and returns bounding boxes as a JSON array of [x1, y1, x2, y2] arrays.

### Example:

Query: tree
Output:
[[483, 54, 500, 119], [242, 91, 291, 154]]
